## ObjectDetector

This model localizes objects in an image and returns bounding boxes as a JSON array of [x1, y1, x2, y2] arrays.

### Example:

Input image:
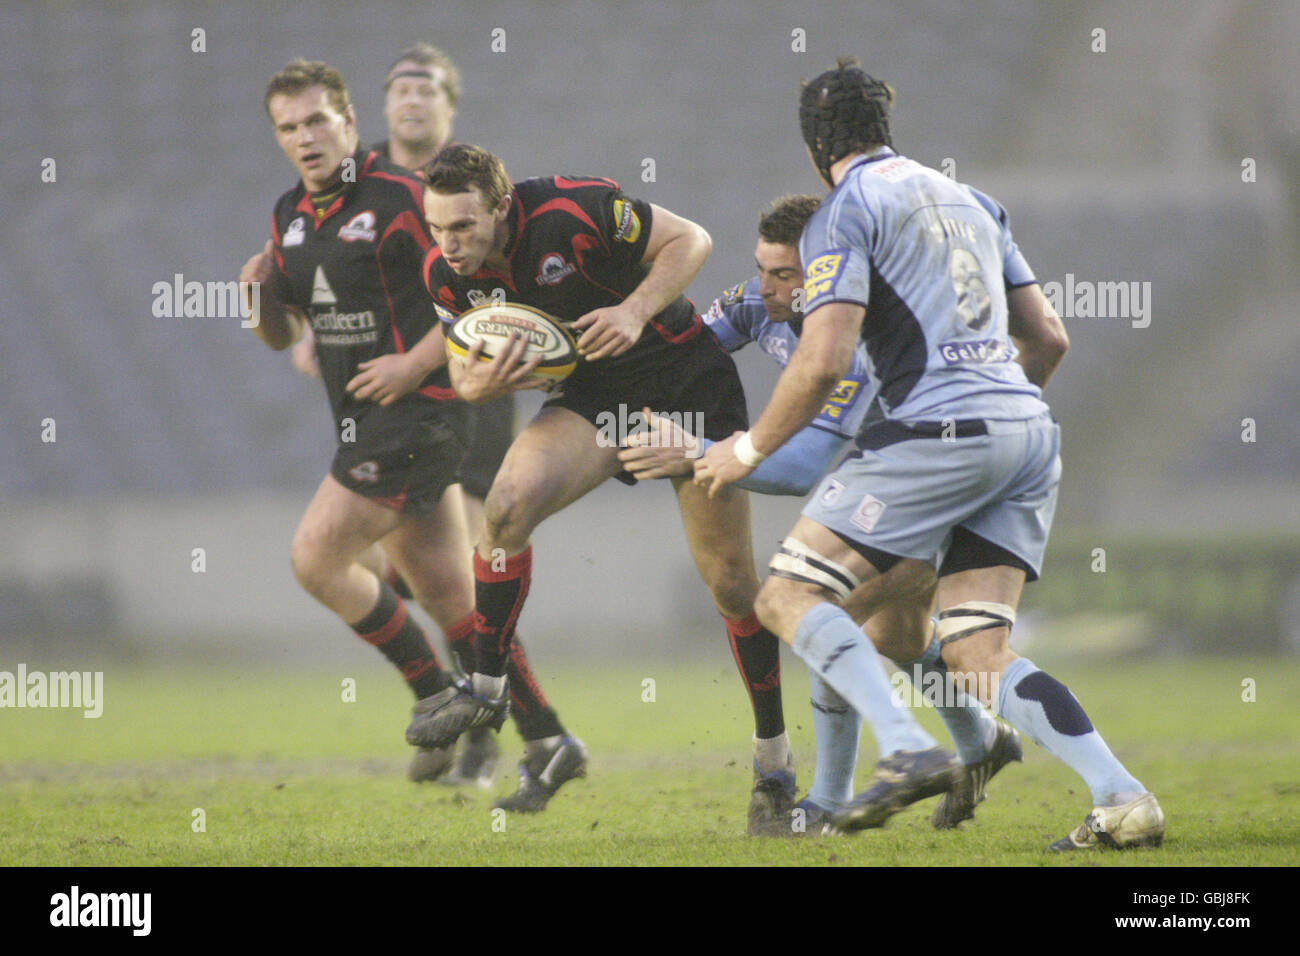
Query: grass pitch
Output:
[[1, 653, 1297, 867]]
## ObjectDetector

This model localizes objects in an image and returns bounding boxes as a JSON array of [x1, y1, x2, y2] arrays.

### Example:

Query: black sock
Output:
[[725, 613, 785, 739], [507, 637, 564, 740], [352, 583, 452, 699], [472, 547, 532, 679]]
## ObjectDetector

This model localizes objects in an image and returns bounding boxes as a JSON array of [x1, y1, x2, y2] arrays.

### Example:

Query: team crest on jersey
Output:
[[804, 249, 848, 301], [339, 210, 377, 242], [722, 282, 745, 306], [283, 216, 306, 247], [536, 253, 577, 286], [349, 460, 380, 484], [467, 289, 489, 307], [612, 199, 641, 243]]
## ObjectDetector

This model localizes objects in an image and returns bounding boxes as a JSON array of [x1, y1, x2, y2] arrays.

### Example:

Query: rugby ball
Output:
[[446, 302, 578, 385]]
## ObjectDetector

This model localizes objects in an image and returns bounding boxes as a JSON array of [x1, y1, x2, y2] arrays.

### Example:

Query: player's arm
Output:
[[447, 335, 546, 404], [347, 323, 449, 407], [239, 239, 306, 350], [695, 302, 862, 496], [620, 410, 846, 495], [1007, 283, 1069, 388], [573, 205, 712, 361]]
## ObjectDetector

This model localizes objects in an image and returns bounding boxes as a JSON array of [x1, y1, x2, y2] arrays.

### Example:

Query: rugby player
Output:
[[284, 44, 559, 797], [242, 62, 580, 803], [620, 195, 1014, 834], [699, 59, 1164, 849], [406, 144, 801, 832]]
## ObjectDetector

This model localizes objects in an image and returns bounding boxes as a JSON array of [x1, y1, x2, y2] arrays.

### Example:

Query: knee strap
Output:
[[936, 601, 1016, 647], [768, 537, 862, 603]]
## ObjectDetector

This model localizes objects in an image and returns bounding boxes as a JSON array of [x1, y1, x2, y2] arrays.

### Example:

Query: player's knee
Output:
[[754, 575, 810, 634], [289, 534, 331, 599], [872, 625, 927, 664], [702, 564, 759, 619], [481, 482, 537, 549], [934, 601, 1016, 675]]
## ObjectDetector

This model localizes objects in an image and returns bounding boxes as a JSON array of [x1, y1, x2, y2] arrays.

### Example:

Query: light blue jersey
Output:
[[705, 277, 874, 440], [799, 149, 1048, 426]]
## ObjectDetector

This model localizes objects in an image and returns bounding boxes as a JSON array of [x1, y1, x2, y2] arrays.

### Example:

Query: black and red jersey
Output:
[[421, 176, 705, 388], [269, 148, 455, 430]]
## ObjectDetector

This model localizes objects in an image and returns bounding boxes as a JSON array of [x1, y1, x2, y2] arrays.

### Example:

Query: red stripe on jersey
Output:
[[525, 198, 602, 243], [417, 383, 458, 401], [650, 311, 703, 344], [553, 176, 619, 191], [423, 246, 443, 297], [367, 167, 426, 210], [269, 213, 288, 276], [380, 209, 430, 251]]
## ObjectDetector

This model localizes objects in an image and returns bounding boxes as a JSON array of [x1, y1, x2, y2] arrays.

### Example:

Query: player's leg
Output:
[[406, 406, 622, 750], [456, 487, 588, 808], [291, 473, 459, 781], [672, 477, 800, 833], [845, 567, 1011, 828], [756, 516, 963, 830], [935, 562, 1161, 848]]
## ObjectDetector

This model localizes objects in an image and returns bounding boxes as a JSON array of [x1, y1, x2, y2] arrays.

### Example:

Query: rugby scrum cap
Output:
[[800, 57, 894, 183]]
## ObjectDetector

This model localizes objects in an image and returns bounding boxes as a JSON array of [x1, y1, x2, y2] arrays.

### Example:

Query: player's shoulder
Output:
[[515, 175, 620, 210], [704, 277, 765, 333], [357, 150, 425, 207]]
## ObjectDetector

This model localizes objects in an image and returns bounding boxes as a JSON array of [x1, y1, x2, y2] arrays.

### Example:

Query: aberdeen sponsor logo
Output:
[[0, 665, 103, 718]]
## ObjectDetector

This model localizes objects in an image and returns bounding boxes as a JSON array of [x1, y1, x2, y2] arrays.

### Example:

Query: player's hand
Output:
[[693, 431, 755, 498], [347, 353, 424, 406], [291, 327, 320, 378], [571, 304, 647, 361], [239, 239, 278, 289], [450, 335, 546, 403], [618, 407, 701, 479]]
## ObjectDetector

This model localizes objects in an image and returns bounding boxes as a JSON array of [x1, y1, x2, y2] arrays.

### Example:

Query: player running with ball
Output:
[[699, 59, 1164, 849], [407, 144, 803, 832]]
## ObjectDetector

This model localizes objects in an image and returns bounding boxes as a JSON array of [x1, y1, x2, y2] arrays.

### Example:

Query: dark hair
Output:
[[799, 56, 895, 182], [422, 144, 511, 209], [758, 195, 823, 246], [265, 59, 351, 118], [385, 42, 462, 106]]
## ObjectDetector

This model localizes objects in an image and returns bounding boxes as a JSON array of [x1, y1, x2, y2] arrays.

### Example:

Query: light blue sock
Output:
[[793, 603, 937, 757], [900, 633, 996, 765], [807, 673, 861, 810], [996, 657, 1144, 805]]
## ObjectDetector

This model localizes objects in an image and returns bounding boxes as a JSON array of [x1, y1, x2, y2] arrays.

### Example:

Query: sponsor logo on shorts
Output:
[[283, 216, 306, 247], [613, 199, 642, 243], [820, 479, 846, 506], [536, 252, 577, 286], [849, 493, 886, 534], [349, 460, 380, 484], [338, 210, 377, 242], [803, 248, 847, 302]]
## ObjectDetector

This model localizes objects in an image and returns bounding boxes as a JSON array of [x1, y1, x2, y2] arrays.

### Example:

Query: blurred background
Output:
[[2, 0, 1297, 667]]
